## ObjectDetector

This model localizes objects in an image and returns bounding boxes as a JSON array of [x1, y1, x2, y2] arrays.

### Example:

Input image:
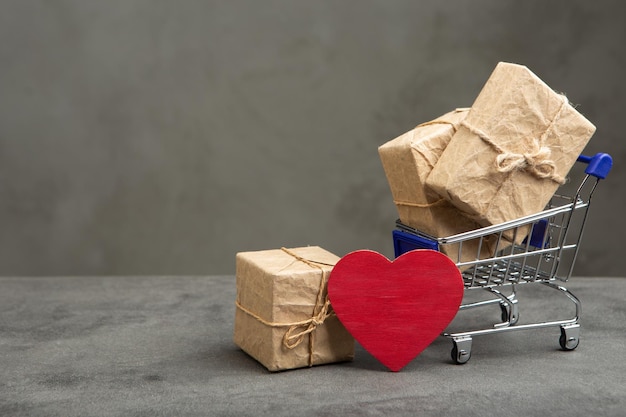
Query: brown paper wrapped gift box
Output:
[[426, 62, 596, 237], [378, 109, 504, 265], [234, 246, 354, 372]]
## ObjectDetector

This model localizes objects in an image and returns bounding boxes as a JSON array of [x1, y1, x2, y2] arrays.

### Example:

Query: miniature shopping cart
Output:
[[392, 153, 613, 364]]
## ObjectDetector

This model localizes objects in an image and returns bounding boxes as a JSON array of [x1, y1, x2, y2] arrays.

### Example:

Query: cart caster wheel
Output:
[[559, 324, 580, 351], [451, 337, 472, 364]]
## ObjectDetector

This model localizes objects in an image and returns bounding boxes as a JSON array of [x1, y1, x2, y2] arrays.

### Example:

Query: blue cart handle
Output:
[[577, 153, 613, 179]]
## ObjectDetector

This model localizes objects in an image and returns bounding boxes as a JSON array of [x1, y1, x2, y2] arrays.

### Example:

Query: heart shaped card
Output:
[[327, 249, 464, 371]]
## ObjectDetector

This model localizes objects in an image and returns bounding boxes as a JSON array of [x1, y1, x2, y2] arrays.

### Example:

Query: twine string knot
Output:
[[461, 95, 569, 185], [494, 142, 562, 182], [282, 298, 331, 349]]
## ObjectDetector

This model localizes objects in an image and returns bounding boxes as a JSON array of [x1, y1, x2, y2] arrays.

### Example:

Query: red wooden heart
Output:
[[327, 249, 464, 371]]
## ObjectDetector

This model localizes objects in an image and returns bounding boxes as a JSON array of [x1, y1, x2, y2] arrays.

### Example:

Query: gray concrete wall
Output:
[[1, 0, 624, 276]]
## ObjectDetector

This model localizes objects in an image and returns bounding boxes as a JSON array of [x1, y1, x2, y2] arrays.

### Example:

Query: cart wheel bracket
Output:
[[559, 323, 580, 351], [451, 336, 472, 364]]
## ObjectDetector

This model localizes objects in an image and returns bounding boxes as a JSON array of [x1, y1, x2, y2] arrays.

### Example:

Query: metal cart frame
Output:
[[393, 153, 613, 364]]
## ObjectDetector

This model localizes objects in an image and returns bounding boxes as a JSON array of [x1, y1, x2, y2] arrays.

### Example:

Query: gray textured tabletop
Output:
[[1, 275, 625, 417]]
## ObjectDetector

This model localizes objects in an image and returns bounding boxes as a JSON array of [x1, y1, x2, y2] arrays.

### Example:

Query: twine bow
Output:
[[495, 143, 562, 181], [282, 296, 331, 349], [461, 95, 569, 185]]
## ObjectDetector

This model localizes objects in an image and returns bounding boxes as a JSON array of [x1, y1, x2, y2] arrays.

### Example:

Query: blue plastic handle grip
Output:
[[577, 153, 613, 179]]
